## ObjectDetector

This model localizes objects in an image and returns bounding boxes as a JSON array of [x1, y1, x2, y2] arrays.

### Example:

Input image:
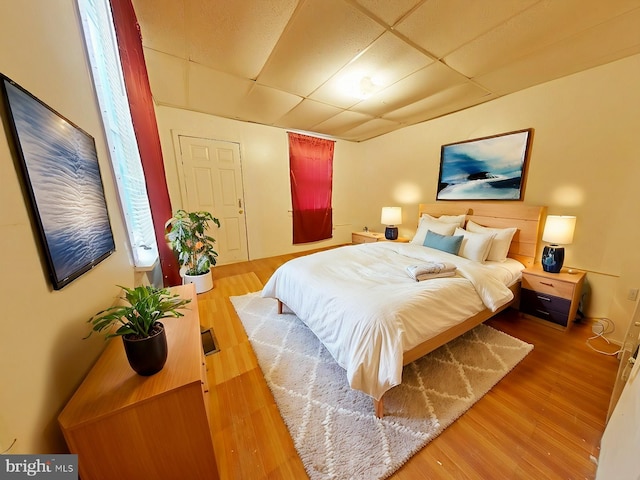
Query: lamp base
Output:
[[542, 245, 564, 273], [385, 226, 398, 240]]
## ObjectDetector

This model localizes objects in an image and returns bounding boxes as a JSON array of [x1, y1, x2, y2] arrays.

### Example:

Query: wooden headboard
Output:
[[418, 202, 547, 268]]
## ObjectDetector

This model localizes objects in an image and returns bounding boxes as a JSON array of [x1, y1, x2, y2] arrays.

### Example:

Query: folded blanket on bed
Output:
[[406, 262, 457, 281], [414, 271, 457, 281]]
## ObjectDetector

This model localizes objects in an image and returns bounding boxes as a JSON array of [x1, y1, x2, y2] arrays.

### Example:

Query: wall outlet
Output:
[[628, 288, 639, 301]]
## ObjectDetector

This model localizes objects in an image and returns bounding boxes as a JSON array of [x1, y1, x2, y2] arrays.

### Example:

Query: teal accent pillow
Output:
[[423, 230, 463, 255]]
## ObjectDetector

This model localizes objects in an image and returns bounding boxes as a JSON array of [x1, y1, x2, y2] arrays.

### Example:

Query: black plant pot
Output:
[[122, 322, 168, 376]]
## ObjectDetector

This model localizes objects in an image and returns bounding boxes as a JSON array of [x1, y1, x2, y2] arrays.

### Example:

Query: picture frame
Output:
[[436, 128, 533, 201], [1, 74, 115, 290]]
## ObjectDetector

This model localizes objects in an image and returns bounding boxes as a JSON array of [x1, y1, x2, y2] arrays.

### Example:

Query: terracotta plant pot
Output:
[[122, 322, 168, 376]]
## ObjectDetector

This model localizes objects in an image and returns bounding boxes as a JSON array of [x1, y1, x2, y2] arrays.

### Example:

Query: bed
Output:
[[262, 202, 546, 417]]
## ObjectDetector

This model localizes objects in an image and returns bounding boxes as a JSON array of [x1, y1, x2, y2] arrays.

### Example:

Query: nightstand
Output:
[[520, 265, 586, 331], [352, 231, 409, 244]]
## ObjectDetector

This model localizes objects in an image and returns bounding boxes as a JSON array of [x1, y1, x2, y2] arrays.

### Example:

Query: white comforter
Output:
[[261, 242, 523, 401]]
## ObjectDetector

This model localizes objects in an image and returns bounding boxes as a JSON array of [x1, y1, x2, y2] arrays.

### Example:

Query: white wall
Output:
[[359, 54, 640, 343], [155, 106, 363, 260], [0, 1, 135, 453]]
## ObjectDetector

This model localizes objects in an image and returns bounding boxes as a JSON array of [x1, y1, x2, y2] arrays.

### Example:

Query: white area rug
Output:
[[231, 292, 533, 480]]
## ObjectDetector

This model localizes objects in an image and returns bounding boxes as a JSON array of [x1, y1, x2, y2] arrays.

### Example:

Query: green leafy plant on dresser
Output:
[[85, 285, 191, 375]]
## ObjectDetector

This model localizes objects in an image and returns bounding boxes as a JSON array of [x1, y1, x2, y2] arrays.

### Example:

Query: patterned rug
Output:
[[230, 292, 533, 480]]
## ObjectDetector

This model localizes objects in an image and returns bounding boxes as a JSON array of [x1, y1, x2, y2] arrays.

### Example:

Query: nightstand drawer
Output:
[[521, 274, 574, 299], [521, 288, 571, 327]]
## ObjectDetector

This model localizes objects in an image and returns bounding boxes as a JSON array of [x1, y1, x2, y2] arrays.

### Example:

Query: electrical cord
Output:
[[1, 438, 16, 454], [586, 318, 623, 356]]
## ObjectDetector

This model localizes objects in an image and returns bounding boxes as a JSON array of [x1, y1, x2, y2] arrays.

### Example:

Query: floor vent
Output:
[[201, 327, 220, 356]]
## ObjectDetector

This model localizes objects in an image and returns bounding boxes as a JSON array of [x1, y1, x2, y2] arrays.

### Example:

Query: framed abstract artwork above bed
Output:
[[437, 128, 533, 201]]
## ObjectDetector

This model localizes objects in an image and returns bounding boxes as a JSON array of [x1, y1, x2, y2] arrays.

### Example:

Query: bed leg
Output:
[[374, 397, 384, 419], [277, 300, 283, 314]]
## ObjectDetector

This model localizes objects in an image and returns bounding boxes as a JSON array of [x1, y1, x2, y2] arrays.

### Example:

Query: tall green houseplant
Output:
[[166, 210, 221, 275]]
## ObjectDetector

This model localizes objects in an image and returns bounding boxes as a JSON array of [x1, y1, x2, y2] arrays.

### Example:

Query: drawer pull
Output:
[[535, 309, 550, 316], [536, 295, 552, 302], [540, 282, 554, 287]]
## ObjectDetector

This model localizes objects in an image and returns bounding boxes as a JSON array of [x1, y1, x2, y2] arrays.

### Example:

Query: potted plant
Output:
[[165, 209, 221, 293], [85, 285, 191, 376]]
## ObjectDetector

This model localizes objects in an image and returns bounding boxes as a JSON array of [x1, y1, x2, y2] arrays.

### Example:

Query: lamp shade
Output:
[[541, 215, 576, 273], [381, 207, 402, 226], [542, 215, 576, 245]]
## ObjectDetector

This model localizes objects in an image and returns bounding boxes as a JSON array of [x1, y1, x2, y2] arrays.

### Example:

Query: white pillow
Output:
[[421, 213, 466, 228], [454, 227, 496, 262], [411, 217, 458, 244], [466, 220, 517, 262]]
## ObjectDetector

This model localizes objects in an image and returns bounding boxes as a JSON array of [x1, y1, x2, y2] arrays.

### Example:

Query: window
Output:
[[77, 0, 158, 268]]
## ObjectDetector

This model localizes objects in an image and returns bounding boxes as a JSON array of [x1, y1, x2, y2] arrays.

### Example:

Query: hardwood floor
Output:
[[198, 251, 618, 479]]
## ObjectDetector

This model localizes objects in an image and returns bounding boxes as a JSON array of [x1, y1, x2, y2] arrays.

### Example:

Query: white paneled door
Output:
[[177, 135, 248, 265]]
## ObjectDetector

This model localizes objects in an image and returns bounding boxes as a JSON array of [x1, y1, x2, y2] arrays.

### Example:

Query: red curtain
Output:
[[288, 132, 334, 244], [109, 0, 181, 286]]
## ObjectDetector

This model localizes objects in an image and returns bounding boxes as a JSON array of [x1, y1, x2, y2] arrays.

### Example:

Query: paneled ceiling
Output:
[[132, 0, 640, 142]]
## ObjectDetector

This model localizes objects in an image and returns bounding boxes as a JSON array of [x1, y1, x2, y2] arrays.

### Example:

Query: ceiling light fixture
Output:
[[340, 73, 383, 100]]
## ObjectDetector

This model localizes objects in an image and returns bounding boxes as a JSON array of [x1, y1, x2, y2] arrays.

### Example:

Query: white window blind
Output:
[[77, 0, 158, 269]]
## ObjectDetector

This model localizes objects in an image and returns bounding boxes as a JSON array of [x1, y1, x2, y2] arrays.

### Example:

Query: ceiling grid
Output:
[[133, 0, 640, 141]]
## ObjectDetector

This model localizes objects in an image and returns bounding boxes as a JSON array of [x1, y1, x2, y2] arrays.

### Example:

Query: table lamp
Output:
[[541, 215, 576, 273], [381, 207, 402, 240]]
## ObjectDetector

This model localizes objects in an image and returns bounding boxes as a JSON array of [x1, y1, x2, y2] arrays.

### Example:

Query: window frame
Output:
[[77, 0, 158, 269]]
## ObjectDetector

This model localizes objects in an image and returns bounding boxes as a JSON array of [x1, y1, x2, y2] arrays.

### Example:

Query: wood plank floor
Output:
[[197, 251, 619, 479]]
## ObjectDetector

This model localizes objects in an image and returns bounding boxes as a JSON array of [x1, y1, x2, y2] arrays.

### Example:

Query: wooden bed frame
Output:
[[279, 202, 547, 418], [375, 202, 547, 417]]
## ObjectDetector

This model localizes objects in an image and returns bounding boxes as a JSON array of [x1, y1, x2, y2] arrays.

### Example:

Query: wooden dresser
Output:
[[58, 284, 218, 479]]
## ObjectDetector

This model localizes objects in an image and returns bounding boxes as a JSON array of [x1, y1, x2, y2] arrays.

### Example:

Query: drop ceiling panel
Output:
[[257, 0, 385, 96], [353, 0, 423, 25], [339, 118, 403, 142], [309, 31, 433, 109], [394, 0, 537, 58], [187, 63, 254, 119], [384, 83, 492, 124], [185, 0, 297, 79], [274, 99, 343, 131], [352, 61, 469, 116], [475, 9, 640, 95], [311, 110, 374, 136], [236, 84, 303, 125], [132, 0, 186, 57], [144, 48, 188, 107], [584, 44, 640, 72], [445, 0, 640, 78]]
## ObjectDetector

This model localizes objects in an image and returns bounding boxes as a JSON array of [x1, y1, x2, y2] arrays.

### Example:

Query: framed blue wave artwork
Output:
[[437, 129, 533, 201], [1, 75, 115, 290]]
